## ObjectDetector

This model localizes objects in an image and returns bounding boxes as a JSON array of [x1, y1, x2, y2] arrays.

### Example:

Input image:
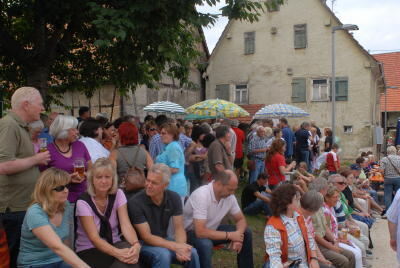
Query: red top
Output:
[[266, 153, 286, 185], [326, 151, 340, 172], [232, 127, 245, 159]]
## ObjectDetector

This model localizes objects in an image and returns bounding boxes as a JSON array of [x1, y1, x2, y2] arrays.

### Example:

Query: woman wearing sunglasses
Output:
[[18, 168, 89, 268], [75, 158, 141, 268]]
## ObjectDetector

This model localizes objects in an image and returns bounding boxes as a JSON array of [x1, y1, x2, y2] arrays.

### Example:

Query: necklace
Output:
[[54, 141, 71, 154]]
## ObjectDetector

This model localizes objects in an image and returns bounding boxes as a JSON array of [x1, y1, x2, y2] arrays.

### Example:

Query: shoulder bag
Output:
[[119, 146, 146, 191]]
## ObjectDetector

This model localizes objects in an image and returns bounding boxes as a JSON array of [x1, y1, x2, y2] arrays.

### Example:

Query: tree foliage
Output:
[[0, 0, 284, 105]]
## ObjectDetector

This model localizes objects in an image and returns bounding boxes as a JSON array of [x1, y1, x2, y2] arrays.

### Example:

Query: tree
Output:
[[0, 0, 283, 105]]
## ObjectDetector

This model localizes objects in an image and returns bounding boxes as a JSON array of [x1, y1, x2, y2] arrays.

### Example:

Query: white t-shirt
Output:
[[80, 137, 110, 163], [183, 182, 241, 231]]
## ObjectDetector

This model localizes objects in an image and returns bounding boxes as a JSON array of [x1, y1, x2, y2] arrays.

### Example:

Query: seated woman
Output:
[[75, 158, 141, 268], [264, 183, 319, 268], [18, 168, 89, 268], [292, 162, 314, 192]]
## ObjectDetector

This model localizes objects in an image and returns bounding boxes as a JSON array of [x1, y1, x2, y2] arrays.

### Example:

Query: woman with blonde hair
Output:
[[75, 158, 141, 268], [18, 168, 89, 268]]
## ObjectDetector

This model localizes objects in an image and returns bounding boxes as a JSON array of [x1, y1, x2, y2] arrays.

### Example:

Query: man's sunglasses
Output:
[[148, 128, 157, 131], [336, 181, 347, 185], [52, 184, 69, 192]]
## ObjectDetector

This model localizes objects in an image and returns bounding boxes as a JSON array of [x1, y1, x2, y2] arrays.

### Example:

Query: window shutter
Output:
[[216, 84, 230, 101], [291, 78, 306, 103], [294, 24, 307, 49], [244, 32, 255, 54], [329, 78, 348, 101]]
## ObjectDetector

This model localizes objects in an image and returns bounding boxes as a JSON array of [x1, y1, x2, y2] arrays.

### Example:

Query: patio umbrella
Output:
[[185, 99, 249, 118], [143, 101, 185, 114], [254, 103, 309, 119]]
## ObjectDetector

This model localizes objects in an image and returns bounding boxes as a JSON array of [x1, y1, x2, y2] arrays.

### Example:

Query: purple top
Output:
[[46, 141, 91, 202], [75, 189, 127, 252]]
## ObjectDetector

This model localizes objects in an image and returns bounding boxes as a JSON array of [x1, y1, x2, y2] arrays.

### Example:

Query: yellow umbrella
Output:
[[185, 99, 249, 118]]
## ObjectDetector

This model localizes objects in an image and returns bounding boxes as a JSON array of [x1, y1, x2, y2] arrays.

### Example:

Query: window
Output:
[[216, 84, 230, 101], [330, 77, 349, 101], [291, 78, 306, 103], [294, 24, 307, 49], [344, 125, 353, 134], [244, 32, 255, 54], [235, 84, 248, 104], [266, 0, 280, 12], [312, 79, 329, 101]]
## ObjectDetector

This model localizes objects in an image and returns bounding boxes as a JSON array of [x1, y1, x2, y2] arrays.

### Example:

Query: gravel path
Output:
[[370, 218, 398, 267]]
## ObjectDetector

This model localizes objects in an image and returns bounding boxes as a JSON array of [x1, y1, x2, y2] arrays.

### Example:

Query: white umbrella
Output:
[[254, 103, 309, 119], [143, 101, 185, 114]]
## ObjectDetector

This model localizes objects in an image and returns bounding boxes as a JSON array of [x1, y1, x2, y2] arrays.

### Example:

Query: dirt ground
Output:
[[371, 218, 398, 267]]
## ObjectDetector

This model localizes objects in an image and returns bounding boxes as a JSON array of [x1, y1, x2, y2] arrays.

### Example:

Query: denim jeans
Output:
[[0, 210, 26, 268], [367, 189, 378, 203], [139, 244, 200, 268], [384, 177, 400, 209], [243, 192, 272, 216], [187, 225, 253, 268], [28, 261, 72, 268], [300, 150, 311, 172], [249, 159, 265, 184]]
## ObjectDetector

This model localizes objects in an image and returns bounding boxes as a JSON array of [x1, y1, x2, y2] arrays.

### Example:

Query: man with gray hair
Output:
[[184, 170, 253, 268], [128, 163, 200, 267], [0, 87, 51, 266], [247, 125, 268, 183]]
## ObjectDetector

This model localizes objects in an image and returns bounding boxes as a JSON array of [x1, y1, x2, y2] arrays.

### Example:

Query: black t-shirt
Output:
[[295, 129, 310, 151], [128, 189, 182, 238], [342, 186, 355, 209], [241, 181, 266, 209]]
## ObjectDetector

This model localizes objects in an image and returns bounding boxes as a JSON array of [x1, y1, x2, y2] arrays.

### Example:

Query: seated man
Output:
[[184, 170, 253, 268], [128, 163, 200, 268], [241, 173, 272, 216]]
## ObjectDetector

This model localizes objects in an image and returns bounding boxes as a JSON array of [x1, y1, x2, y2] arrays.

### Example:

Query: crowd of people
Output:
[[0, 86, 398, 268]]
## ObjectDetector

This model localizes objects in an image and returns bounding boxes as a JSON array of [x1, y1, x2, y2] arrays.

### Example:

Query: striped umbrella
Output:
[[143, 101, 185, 114], [185, 99, 249, 118], [254, 103, 309, 119]]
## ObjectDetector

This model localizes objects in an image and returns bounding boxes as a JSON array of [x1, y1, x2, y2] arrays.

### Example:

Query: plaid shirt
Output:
[[248, 134, 268, 160], [149, 133, 192, 160], [264, 212, 315, 267]]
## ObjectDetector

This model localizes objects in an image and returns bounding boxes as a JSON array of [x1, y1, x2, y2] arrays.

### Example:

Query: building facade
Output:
[[205, 0, 384, 158]]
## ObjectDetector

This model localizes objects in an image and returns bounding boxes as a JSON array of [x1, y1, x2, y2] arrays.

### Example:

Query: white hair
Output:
[[49, 115, 78, 139], [11, 87, 40, 109], [148, 163, 171, 183], [29, 120, 44, 131], [387, 146, 397, 155]]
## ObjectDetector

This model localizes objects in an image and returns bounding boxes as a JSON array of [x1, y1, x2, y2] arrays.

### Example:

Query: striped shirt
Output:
[[248, 135, 268, 160], [264, 212, 315, 268], [333, 201, 346, 225]]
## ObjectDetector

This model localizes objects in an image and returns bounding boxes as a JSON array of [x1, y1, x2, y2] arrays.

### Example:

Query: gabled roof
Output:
[[210, 0, 380, 67], [374, 52, 400, 112]]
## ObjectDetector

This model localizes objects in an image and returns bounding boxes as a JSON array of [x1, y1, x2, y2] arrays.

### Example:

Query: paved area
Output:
[[371, 218, 398, 267]]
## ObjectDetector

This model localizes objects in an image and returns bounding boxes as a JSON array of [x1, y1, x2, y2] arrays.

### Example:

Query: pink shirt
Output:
[[75, 189, 127, 252]]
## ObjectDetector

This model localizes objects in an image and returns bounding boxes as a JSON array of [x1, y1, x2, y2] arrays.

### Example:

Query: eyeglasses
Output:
[[336, 181, 347, 185], [148, 128, 157, 131], [52, 184, 69, 192]]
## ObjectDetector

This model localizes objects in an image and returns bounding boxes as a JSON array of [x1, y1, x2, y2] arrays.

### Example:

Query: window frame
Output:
[[234, 84, 249, 105], [244, 31, 255, 55], [294, 24, 307, 49], [311, 79, 329, 102]]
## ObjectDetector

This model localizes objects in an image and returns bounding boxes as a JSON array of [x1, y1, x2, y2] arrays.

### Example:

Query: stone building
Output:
[[205, 0, 384, 158], [52, 29, 209, 121]]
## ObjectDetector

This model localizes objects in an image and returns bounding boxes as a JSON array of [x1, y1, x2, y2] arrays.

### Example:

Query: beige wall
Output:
[[206, 0, 382, 158]]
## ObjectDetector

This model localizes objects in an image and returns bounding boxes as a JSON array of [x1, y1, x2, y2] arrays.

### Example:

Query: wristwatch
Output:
[[310, 257, 318, 261]]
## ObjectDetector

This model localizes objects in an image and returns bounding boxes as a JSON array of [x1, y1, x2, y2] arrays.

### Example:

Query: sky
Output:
[[197, 0, 400, 54]]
